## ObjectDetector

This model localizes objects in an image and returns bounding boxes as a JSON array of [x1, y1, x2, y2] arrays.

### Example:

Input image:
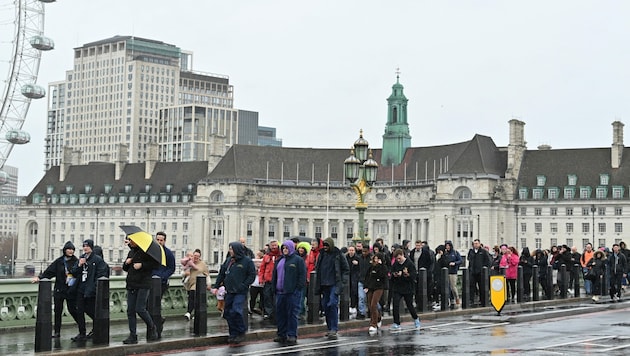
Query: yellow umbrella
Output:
[[119, 225, 166, 266]]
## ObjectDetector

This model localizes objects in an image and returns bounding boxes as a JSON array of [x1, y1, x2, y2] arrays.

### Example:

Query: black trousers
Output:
[[54, 294, 78, 334], [75, 296, 95, 335]]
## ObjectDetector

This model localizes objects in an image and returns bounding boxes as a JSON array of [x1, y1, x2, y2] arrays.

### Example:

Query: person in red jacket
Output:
[[306, 238, 324, 282], [258, 240, 281, 320]]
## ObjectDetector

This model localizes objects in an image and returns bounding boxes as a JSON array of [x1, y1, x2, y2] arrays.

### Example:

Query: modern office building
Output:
[[46, 36, 280, 172]]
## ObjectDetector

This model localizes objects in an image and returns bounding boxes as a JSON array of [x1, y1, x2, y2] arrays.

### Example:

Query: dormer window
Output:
[[548, 187, 559, 200], [533, 188, 544, 200], [518, 188, 528, 200], [536, 175, 546, 186], [46, 185, 54, 194], [145, 184, 152, 193], [580, 186, 591, 199], [612, 186, 624, 199], [104, 184, 113, 194], [568, 174, 577, 186], [166, 183, 173, 193], [596, 187, 608, 199], [564, 187, 575, 200], [84, 184, 93, 194], [600, 174, 610, 185], [65, 185, 73, 194], [124, 184, 133, 194], [187, 183, 195, 193]]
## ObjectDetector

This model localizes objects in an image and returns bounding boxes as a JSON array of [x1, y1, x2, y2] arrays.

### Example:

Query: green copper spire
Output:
[[381, 71, 411, 166]]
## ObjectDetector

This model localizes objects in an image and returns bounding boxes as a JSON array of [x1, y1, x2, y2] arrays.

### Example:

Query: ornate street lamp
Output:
[[344, 130, 378, 247], [590, 204, 596, 247]]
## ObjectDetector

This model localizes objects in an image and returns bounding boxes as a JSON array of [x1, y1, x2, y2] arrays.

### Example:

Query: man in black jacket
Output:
[[467, 239, 492, 306], [70, 239, 109, 342], [212, 241, 257, 344], [122, 237, 160, 344], [389, 248, 421, 330], [32, 241, 79, 338], [410, 240, 434, 310], [609, 243, 628, 302], [314, 237, 349, 340]]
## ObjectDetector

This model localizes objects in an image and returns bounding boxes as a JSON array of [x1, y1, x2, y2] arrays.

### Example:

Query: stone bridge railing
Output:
[[0, 274, 218, 327]]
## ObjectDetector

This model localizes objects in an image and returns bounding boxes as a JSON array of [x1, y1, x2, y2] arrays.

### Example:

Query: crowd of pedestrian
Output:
[[33, 231, 630, 347]]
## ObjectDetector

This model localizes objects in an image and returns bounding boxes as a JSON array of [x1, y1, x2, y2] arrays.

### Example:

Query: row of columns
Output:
[[245, 216, 430, 249]]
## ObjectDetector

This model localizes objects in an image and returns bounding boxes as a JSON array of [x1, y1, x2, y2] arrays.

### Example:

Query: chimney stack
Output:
[[145, 143, 158, 179], [612, 121, 624, 169]]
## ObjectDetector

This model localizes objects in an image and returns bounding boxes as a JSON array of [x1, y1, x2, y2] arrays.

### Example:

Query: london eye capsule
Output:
[[21, 84, 46, 99], [6, 130, 31, 144], [0, 171, 8, 185], [30, 36, 55, 51]]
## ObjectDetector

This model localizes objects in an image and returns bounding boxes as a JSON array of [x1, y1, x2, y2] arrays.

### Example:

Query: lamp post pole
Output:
[[591, 204, 596, 247], [95, 208, 100, 246], [344, 130, 378, 248]]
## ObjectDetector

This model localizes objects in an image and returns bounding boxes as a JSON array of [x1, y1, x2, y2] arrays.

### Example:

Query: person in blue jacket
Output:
[[212, 241, 256, 345], [271, 240, 306, 346], [444, 240, 462, 307]]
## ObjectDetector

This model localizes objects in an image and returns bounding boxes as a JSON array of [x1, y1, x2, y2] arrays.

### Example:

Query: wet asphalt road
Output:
[[153, 303, 630, 356]]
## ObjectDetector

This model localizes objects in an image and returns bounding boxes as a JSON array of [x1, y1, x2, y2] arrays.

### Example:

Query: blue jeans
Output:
[[321, 285, 339, 332], [276, 290, 302, 338], [583, 267, 592, 294], [127, 288, 154, 335], [224, 293, 247, 337], [357, 281, 367, 316]]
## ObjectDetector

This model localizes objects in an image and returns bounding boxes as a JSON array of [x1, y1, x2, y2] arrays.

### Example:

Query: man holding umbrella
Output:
[[120, 226, 164, 344]]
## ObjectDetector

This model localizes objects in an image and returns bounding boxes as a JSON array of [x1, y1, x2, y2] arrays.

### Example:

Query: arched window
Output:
[[455, 187, 472, 200], [210, 190, 224, 202]]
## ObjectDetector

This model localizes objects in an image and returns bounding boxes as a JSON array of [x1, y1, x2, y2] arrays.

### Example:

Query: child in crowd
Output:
[[216, 285, 226, 316], [181, 251, 197, 284]]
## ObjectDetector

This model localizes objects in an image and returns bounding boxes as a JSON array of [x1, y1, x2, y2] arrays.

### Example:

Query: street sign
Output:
[[490, 275, 507, 315]]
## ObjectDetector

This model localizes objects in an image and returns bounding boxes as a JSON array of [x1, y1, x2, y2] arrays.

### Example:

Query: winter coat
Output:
[[390, 257, 417, 294], [519, 249, 534, 276], [70, 252, 109, 298], [467, 247, 492, 274], [123, 246, 160, 290], [500, 253, 519, 280], [152, 245, 176, 285], [39, 241, 79, 298], [364, 262, 388, 290], [214, 242, 256, 295], [586, 251, 607, 278], [314, 237, 349, 295], [184, 260, 209, 291], [271, 240, 306, 295], [444, 242, 462, 274], [608, 252, 627, 276], [259, 246, 282, 284]]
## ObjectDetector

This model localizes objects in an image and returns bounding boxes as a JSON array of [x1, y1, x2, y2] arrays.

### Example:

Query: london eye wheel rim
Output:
[[0, 0, 48, 171]]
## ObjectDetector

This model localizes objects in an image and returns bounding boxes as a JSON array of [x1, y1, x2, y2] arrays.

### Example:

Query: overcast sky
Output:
[[2, 0, 630, 195]]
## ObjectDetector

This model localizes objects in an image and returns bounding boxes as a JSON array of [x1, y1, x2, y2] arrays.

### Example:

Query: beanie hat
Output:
[[83, 239, 94, 250]]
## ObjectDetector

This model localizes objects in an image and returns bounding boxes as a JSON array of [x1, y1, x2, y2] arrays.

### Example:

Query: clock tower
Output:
[[381, 73, 411, 166]]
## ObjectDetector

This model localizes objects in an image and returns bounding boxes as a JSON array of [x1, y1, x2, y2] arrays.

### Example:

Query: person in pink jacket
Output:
[[500, 246, 519, 302]]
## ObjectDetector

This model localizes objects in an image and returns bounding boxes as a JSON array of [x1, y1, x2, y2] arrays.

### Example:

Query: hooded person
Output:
[[443, 240, 462, 307], [32, 241, 80, 338], [586, 250, 607, 301], [271, 240, 306, 346], [212, 241, 256, 344], [295, 240, 311, 320], [314, 237, 349, 340]]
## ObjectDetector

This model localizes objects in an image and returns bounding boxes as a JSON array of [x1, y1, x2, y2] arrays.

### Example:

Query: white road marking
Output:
[[231, 339, 380, 356]]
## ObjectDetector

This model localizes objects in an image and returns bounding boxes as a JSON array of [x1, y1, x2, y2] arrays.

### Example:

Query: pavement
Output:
[[0, 296, 601, 356]]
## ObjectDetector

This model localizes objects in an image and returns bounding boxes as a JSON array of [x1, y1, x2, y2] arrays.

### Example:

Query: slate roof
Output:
[[517, 147, 630, 192], [206, 134, 507, 184], [26, 161, 209, 201]]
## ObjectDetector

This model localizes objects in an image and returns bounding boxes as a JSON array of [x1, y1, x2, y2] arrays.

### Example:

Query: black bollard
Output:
[[147, 276, 162, 339], [517, 266, 524, 303], [480, 267, 489, 307], [307, 271, 319, 324], [339, 275, 350, 321], [34, 278, 52, 352], [461, 267, 469, 309], [418, 268, 428, 313], [546, 265, 554, 300], [193, 275, 207, 336], [573, 264, 580, 297], [440, 267, 449, 311], [93, 277, 110, 345], [532, 265, 539, 301], [559, 264, 567, 299]]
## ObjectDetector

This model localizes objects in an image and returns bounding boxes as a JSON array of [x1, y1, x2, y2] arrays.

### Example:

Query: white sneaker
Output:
[[368, 326, 377, 333], [349, 307, 357, 315], [377, 320, 382, 328], [184, 312, 191, 321], [592, 296, 599, 302]]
